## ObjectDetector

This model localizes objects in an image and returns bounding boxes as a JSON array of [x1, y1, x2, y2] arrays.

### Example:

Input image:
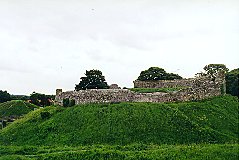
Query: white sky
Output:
[[0, 0, 238, 95]]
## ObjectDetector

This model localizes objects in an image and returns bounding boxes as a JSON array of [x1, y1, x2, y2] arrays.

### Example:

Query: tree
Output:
[[226, 68, 239, 97], [30, 92, 54, 107], [0, 90, 11, 103], [137, 67, 182, 81], [166, 73, 183, 80], [10, 95, 29, 101], [75, 69, 109, 90], [203, 64, 229, 80]]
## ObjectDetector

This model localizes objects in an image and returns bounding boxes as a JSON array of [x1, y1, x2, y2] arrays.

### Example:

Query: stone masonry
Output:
[[55, 75, 225, 106]]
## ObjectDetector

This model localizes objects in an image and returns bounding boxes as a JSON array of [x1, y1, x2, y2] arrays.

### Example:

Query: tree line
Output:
[[0, 64, 238, 105], [0, 91, 55, 106], [74, 64, 238, 97]]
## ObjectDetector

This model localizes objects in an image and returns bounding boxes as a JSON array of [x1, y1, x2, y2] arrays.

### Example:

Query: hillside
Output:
[[1, 95, 238, 146], [0, 100, 39, 119]]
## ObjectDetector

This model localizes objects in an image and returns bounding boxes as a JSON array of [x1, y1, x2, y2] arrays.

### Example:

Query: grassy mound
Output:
[[0, 144, 238, 160], [0, 95, 238, 146], [0, 100, 39, 119]]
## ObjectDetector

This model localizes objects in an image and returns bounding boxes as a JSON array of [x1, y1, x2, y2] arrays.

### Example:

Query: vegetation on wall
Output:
[[75, 69, 109, 90], [63, 98, 75, 107], [137, 67, 182, 81]]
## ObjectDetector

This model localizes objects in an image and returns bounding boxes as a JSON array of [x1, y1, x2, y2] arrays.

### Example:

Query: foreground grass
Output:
[[0, 143, 238, 160]]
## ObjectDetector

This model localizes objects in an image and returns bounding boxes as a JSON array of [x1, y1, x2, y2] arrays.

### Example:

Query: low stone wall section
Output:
[[55, 89, 135, 105]]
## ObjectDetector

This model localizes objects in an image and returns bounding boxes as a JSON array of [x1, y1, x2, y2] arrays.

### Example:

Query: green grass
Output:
[[0, 95, 238, 146], [0, 143, 238, 160], [0, 100, 39, 119], [129, 87, 186, 93]]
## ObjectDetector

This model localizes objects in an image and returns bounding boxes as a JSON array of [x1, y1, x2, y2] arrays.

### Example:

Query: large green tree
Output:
[[137, 67, 182, 81], [226, 68, 239, 97], [0, 90, 11, 103], [203, 64, 229, 79], [30, 92, 54, 107], [75, 69, 109, 90]]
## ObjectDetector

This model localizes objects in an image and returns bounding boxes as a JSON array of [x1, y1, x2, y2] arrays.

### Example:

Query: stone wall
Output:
[[134, 78, 198, 88], [134, 75, 225, 89], [131, 76, 222, 103], [55, 76, 225, 106], [55, 89, 135, 106]]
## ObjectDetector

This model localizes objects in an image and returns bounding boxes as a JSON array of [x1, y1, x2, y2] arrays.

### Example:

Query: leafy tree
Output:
[[0, 90, 11, 103], [166, 73, 183, 80], [30, 92, 54, 107], [226, 68, 239, 97], [10, 95, 29, 101], [137, 67, 182, 81], [203, 64, 229, 79], [75, 69, 109, 90]]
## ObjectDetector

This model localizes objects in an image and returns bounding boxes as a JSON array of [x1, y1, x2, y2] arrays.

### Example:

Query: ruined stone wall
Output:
[[55, 76, 225, 106], [134, 78, 197, 88], [55, 89, 135, 106], [133, 76, 222, 103]]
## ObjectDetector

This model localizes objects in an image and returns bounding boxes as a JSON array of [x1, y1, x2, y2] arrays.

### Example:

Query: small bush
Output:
[[69, 99, 76, 107], [63, 98, 70, 107], [40, 111, 51, 119], [63, 98, 75, 107]]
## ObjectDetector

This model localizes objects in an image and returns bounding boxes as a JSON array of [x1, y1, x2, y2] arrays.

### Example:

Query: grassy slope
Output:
[[0, 100, 39, 118], [0, 95, 238, 146]]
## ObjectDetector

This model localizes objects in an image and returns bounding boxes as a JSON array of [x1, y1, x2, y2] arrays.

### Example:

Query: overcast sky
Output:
[[0, 0, 238, 95]]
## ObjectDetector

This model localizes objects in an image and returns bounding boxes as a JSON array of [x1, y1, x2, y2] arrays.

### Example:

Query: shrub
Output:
[[63, 98, 75, 107], [40, 111, 51, 119], [63, 98, 70, 107], [69, 99, 76, 107]]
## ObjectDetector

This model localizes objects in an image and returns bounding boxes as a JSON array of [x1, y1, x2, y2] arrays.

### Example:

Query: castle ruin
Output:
[[55, 74, 225, 106]]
